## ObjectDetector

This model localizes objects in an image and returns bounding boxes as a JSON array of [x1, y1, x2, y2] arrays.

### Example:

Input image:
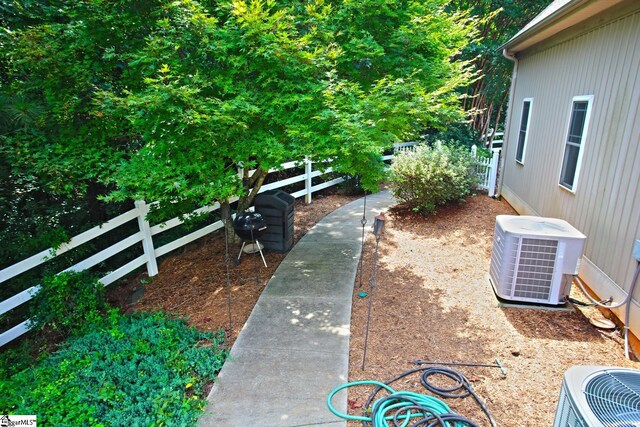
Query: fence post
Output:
[[237, 162, 245, 182], [135, 201, 159, 276], [471, 144, 477, 158], [305, 157, 313, 204], [487, 148, 501, 198]]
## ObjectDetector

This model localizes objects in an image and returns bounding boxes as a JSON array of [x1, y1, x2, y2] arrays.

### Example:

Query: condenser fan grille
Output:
[[512, 238, 558, 301], [584, 370, 640, 425]]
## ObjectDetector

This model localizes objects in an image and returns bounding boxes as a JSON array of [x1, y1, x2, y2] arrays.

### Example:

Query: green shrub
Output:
[[0, 337, 39, 379], [388, 143, 480, 214], [474, 146, 492, 159], [28, 270, 106, 337], [1, 311, 227, 425]]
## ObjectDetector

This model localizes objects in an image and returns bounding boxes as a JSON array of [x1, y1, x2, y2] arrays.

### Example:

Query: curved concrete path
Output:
[[199, 191, 395, 426]]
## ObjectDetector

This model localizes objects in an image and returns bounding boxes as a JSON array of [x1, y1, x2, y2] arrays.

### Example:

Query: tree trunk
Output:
[[237, 167, 269, 213], [220, 200, 236, 242], [489, 91, 509, 147], [219, 167, 270, 242], [472, 91, 486, 132], [86, 181, 107, 223], [481, 102, 492, 142]]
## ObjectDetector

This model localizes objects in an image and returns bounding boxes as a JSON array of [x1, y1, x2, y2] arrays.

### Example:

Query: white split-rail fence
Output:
[[0, 143, 500, 347], [0, 157, 343, 347]]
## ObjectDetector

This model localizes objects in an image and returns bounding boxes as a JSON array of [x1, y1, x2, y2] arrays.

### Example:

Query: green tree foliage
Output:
[[1, 0, 478, 232], [450, 0, 548, 140], [388, 143, 480, 214], [0, 1, 148, 272]]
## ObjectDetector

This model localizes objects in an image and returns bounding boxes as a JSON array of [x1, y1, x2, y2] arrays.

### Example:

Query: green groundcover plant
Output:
[[388, 143, 480, 214], [0, 310, 227, 425]]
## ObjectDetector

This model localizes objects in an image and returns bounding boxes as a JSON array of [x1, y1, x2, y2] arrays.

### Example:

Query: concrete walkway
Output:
[[199, 191, 395, 427]]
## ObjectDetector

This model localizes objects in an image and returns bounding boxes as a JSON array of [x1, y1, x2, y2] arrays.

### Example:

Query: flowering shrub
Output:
[[388, 143, 480, 214]]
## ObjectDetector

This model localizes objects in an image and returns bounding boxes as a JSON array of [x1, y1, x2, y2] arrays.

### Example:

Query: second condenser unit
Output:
[[553, 365, 640, 426]]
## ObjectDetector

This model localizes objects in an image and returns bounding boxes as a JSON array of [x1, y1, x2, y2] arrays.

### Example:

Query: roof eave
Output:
[[502, 0, 625, 54]]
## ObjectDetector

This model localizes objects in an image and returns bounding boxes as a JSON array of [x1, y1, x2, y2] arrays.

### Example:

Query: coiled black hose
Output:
[[362, 366, 497, 427]]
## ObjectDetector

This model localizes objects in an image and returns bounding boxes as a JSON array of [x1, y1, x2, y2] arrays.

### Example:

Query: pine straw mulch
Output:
[[106, 190, 361, 346], [347, 193, 640, 427], [108, 190, 640, 427]]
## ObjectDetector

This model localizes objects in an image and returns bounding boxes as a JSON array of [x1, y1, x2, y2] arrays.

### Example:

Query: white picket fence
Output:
[[0, 157, 345, 347], [481, 131, 503, 197], [472, 145, 501, 198], [0, 142, 500, 347], [385, 141, 501, 197]]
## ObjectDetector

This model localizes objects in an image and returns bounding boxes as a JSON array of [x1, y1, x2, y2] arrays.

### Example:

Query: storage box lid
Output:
[[255, 189, 295, 209]]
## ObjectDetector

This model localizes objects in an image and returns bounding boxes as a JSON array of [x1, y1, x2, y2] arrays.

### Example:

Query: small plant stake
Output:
[[362, 212, 386, 371], [223, 218, 234, 337], [357, 189, 368, 291]]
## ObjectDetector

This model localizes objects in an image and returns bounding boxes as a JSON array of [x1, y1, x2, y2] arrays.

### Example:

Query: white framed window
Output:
[[559, 95, 593, 192], [515, 98, 533, 164]]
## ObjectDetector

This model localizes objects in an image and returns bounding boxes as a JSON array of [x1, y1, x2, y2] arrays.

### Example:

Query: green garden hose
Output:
[[327, 380, 478, 427]]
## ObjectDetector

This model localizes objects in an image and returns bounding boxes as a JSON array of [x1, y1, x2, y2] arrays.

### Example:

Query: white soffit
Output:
[[503, 0, 626, 54]]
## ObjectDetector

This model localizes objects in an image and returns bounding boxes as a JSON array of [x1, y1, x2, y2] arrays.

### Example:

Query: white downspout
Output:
[[496, 48, 519, 198]]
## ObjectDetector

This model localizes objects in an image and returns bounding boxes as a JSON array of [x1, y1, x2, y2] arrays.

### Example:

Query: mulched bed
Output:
[[347, 193, 639, 426], [107, 191, 360, 346], [108, 190, 640, 426]]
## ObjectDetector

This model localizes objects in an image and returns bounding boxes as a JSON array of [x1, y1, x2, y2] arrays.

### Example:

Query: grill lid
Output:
[[233, 212, 267, 231], [233, 212, 267, 241]]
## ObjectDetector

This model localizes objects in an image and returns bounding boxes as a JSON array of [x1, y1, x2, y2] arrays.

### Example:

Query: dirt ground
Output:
[[107, 190, 361, 345], [347, 194, 640, 426], [109, 190, 640, 427]]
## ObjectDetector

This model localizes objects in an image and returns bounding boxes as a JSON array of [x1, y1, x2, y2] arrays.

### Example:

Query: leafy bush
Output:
[[474, 145, 492, 159], [388, 143, 480, 214], [28, 270, 106, 337], [0, 336, 39, 379], [1, 311, 227, 425]]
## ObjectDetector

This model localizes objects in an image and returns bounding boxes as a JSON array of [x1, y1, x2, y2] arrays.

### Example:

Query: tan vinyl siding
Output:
[[502, 5, 640, 293]]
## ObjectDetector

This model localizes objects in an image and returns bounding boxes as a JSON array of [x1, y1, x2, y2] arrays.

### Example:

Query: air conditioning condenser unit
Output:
[[554, 365, 640, 426], [489, 215, 586, 305]]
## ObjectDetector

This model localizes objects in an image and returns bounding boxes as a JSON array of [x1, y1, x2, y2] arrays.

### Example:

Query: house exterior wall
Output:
[[501, 3, 640, 332]]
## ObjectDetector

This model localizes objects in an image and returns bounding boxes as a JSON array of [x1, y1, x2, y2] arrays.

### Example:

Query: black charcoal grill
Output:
[[233, 212, 268, 267]]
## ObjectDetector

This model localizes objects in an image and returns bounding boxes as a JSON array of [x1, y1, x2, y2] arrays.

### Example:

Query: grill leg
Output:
[[237, 241, 246, 264], [255, 240, 268, 268]]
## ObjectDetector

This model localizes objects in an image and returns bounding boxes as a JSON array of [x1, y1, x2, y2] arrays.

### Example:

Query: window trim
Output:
[[515, 98, 533, 165], [558, 95, 594, 193]]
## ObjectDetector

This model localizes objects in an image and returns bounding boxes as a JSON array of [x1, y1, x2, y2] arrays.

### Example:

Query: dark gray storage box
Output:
[[254, 190, 295, 253]]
